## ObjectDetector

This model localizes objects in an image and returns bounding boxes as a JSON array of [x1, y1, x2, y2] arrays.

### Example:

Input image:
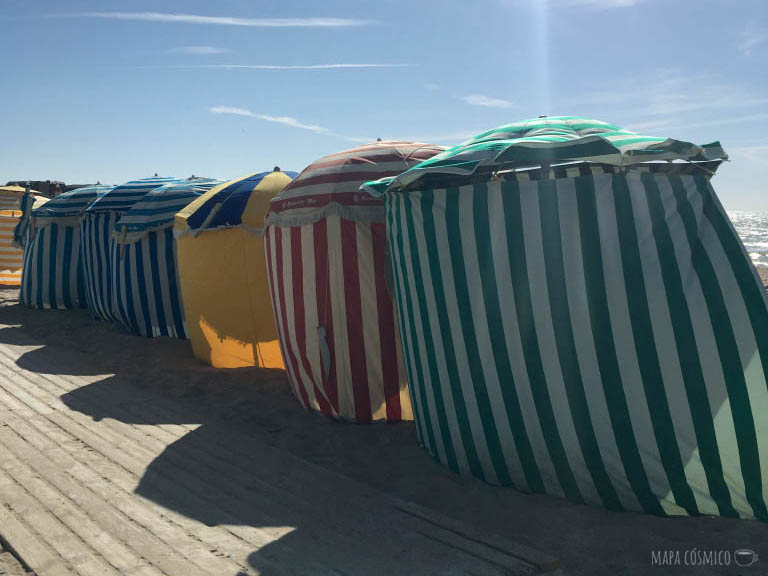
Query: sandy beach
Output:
[[0, 286, 765, 575]]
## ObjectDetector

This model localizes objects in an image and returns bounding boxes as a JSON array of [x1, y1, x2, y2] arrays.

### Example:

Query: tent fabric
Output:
[[374, 116, 728, 193], [265, 141, 444, 422], [110, 179, 222, 338], [0, 188, 46, 286], [81, 176, 178, 321], [384, 171, 768, 520], [174, 171, 295, 368], [21, 185, 112, 309]]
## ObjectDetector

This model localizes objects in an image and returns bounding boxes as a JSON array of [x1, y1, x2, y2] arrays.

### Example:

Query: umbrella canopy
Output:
[[113, 178, 222, 244], [268, 141, 444, 225], [33, 184, 114, 221], [86, 176, 180, 214], [365, 116, 728, 193]]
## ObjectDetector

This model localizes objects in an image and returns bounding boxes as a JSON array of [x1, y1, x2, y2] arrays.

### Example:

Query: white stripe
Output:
[[519, 180, 602, 505], [628, 174, 717, 515], [326, 214, 356, 420], [300, 223, 328, 411], [656, 175, 750, 516], [155, 231, 176, 336], [487, 182, 562, 496], [430, 190, 498, 483], [556, 178, 641, 511], [458, 186, 527, 485]]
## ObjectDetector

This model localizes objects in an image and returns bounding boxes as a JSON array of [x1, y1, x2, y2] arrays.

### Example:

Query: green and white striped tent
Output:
[[364, 116, 768, 520]]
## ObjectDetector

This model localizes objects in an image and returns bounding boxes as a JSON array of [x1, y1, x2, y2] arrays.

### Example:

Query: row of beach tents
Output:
[[4, 116, 768, 523]]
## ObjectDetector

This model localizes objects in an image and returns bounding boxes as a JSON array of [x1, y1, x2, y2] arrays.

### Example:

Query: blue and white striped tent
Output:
[[366, 117, 768, 521], [111, 178, 222, 338], [80, 176, 178, 322], [21, 185, 112, 309]]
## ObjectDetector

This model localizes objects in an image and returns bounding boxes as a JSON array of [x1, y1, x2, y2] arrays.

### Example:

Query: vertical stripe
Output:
[[500, 181, 581, 502], [610, 175, 699, 514], [538, 179, 621, 509], [36, 225, 46, 309], [46, 223, 59, 309], [300, 224, 329, 411], [444, 186, 511, 484], [666, 174, 764, 518], [291, 226, 333, 415], [371, 222, 402, 420], [147, 232, 167, 336], [389, 192, 431, 447], [339, 218, 372, 422], [165, 228, 186, 338], [314, 218, 340, 414], [401, 194, 457, 466], [74, 224, 86, 308], [62, 225, 74, 308], [356, 223, 387, 421]]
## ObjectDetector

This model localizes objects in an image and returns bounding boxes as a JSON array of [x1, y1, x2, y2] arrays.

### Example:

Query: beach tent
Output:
[[80, 176, 178, 322], [0, 186, 47, 286], [111, 178, 223, 338], [265, 142, 444, 422], [174, 169, 295, 368], [21, 184, 112, 309], [365, 116, 768, 520]]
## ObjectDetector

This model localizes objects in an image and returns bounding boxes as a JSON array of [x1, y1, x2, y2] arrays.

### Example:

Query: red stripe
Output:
[[321, 141, 440, 160], [274, 228, 312, 410], [340, 219, 372, 422], [371, 221, 402, 421], [313, 219, 339, 412], [291, 151, 439, 174], [281, 171, 402, 189], [290, 226, 333, 416]]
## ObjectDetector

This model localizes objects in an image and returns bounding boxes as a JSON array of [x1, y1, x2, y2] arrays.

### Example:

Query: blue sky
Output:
[[1, 0, 767, 209]]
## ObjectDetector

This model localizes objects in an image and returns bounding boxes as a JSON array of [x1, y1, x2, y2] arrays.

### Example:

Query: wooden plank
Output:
[[0, 505, 72, 576]]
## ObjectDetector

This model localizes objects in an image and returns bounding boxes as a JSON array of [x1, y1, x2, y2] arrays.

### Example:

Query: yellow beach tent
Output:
[[0, 186, 47, 286], [174, 169, 296, 368]]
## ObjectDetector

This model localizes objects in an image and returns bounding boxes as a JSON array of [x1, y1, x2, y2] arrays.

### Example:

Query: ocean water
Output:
[[729, 211, 768, 269]]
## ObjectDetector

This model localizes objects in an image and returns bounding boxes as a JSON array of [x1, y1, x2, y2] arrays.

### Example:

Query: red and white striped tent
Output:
[[265, 141, 444, 422]]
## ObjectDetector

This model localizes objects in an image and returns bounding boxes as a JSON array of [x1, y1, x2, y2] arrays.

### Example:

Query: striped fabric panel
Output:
[[265, 216, 413, 422], [20, 221, 86, 309], [270, 142, 444, 214], [111, 227, 187, 338], [80, 211, 120, 321], [33, 185, 113, 219], [387, 173, 768, 520], [0, 211, 23, 285], [87, 177, 179, 213]]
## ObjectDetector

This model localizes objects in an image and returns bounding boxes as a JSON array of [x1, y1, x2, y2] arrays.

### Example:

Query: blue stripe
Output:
[[48, 223, 58, 309], [165, 227, 186, 338]]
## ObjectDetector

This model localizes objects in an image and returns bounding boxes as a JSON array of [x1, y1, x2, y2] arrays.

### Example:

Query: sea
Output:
[[729, 211, 768, 269]]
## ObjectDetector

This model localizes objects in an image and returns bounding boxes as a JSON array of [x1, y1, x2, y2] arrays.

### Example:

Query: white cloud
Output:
[[168, 46, 229, 55], [131, 63, 409, 71], [424, 82, 441, 91], [60, 12, 371, 27], [209, 106, 370, 142], [460, 94, 517, 109], [739, 21, 768, 56]]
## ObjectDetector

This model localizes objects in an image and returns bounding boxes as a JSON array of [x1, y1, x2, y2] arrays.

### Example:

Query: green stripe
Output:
[[642, 173, 736, 517], [418, 190, 485, 479], [671, 174, 766, 519], [573, 176, 664, 515], [538, 179, 622, 510], [391, 192, 437, 453], [444, 186, 512, 485], [500, 180, 582, 503], [473, 182, 544, 492], [403, 192, 460, 472], [611, 175, 699, 514]]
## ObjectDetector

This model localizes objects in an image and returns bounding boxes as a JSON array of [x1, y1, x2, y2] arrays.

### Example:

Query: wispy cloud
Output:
[[209, 106, 370, 142], [460, 94, 517, 109], [55, 12, 371, 27], [739, 21, 768, 56], [424, 82, 441, 91], [134, 63, 410, 70], [168, 46, 229, 55]]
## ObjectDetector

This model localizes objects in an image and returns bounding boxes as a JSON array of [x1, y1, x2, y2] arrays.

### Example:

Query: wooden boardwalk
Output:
[[0, 289, 558, 576]]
